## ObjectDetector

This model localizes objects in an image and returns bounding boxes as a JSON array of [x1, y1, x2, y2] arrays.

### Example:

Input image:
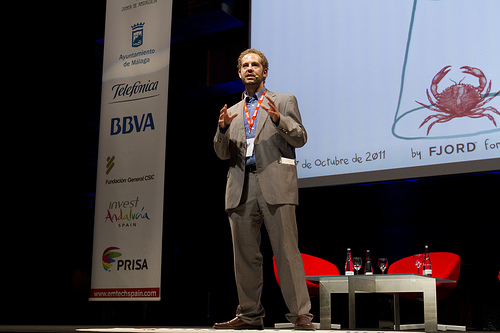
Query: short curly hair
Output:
[[237, 48, 269, 70]]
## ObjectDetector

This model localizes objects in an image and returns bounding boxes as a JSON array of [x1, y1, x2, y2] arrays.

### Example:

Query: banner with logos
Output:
[[90, 0, 172, 301]]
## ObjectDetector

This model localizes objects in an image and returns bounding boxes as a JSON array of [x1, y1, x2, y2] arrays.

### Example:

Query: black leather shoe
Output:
[[213, 317, 264, 330], [294, 315, 315, 330]]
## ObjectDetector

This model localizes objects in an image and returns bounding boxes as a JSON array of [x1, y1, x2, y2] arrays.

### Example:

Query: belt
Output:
[[245, 164, 257, 173]]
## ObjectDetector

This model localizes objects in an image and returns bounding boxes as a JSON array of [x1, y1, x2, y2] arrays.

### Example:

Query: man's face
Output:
[[238, 53, 268, 88]]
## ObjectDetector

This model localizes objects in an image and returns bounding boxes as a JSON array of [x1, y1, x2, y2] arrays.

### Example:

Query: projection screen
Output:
[[250, 0, 500, 187]]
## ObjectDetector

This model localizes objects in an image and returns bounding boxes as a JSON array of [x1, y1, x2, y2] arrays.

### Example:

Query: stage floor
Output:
[[0, 327, 428, 333], [0, 327, 433, 333]]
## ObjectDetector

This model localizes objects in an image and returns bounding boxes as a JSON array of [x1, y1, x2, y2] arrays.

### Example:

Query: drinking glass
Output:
[[353, 257, 362, 275], [378, 258, 388, 274], [413, 253, 424, 275]]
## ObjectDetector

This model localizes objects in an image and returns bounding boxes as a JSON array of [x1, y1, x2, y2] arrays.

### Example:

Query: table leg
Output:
[[422, 280, 438, 332], [393, 294, 400, 330], [319, 282, 332, 330], [348, 281, 356, 329]]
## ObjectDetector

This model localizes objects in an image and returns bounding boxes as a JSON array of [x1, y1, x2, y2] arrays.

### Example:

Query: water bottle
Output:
[[345, 248, 354, 275], [364, 250, 373, 275], [423, 245, 432, 276]]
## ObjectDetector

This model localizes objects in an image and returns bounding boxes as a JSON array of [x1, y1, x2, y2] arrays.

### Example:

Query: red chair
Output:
[[273, 253, 341, 329], [273, 253, 340, 296], [387, 252, 460, 300], [388, 252, 464, 331]]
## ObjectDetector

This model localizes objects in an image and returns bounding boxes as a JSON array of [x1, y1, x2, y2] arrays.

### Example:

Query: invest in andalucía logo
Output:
[[102, 247, 122, 271]]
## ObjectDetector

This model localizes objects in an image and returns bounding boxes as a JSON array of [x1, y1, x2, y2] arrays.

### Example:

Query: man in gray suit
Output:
[[213, 49, 314, 330]]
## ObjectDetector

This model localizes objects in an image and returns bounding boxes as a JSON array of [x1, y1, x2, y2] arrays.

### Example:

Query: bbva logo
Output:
[[110, 113, 155, 136]]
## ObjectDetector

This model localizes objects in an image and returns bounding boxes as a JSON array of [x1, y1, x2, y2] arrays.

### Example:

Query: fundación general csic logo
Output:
[[102, 247, 122, 271], [131, 22, 144, 47], [106, 155, 115, 175]]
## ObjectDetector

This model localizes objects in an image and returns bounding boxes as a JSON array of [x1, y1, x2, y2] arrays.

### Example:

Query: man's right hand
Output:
[[218, 104, 238, 128]]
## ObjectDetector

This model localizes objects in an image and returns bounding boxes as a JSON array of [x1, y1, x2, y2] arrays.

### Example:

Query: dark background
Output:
[[7, 0, 499, 330]]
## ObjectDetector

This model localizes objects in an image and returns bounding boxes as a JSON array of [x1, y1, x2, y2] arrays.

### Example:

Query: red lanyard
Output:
[[244, 88, 267, 131]]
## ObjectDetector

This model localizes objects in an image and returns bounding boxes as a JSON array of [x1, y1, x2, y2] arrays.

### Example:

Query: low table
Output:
[[306, 274, 455, 332]]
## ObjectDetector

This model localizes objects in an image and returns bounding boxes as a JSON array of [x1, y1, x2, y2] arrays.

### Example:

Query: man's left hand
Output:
[[262, 96, 280, 124]]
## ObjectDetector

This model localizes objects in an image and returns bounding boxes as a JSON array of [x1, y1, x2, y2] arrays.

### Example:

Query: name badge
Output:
[[246, 138, 255, 157], [279, 157, 296, 165]]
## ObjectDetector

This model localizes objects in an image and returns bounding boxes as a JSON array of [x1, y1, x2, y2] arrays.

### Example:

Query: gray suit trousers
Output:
[[228, 171, 312, 325]]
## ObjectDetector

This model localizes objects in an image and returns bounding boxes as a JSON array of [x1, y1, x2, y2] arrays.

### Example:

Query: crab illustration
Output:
[[416, 65, 500, 135]]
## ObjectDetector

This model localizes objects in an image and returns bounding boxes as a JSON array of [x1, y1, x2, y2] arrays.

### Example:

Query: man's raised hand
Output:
[[219, 104, 238, 128], [262, 96, 280, 124]]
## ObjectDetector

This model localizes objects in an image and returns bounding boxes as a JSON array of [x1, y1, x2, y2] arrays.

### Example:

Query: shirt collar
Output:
[[244, 86, 266, 101]]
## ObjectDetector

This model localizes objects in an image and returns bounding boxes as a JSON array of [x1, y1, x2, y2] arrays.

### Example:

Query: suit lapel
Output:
[[235, 100, 246, 142]]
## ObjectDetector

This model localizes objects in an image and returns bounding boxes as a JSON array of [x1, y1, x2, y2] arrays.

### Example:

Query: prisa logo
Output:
[[102, 247, 122, 271], [117, 258, 149, 271], [102, 247, 149, 272]]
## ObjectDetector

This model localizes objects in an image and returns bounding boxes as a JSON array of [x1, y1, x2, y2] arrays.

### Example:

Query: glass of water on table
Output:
[[378, 258, 388, 274]]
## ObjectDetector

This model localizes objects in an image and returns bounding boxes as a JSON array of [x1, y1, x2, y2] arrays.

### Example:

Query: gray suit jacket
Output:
[[214, 90, 307, 210]]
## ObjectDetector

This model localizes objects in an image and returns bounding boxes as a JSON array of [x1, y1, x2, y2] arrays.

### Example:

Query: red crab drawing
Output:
[[416, 65, 500, 135]]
